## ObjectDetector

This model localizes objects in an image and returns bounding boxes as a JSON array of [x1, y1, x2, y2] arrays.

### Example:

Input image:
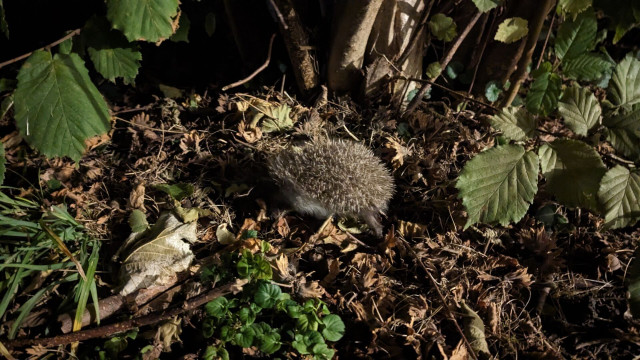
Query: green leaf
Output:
[[562, 52, 614, 81], [525, 67, 561, 116], [557, 0, 592, 17], [107, 0, 180, 43], [238, 306, 257, 326], [539, 139, 605, 210], [205, 297, 229, 317], [84, 17, 142, 85], [292, 331, 324, 355], [128, 209, 149, 233], [488, 106, 536, 141], [311, 342, 335, 360], [426, 62, 442, 79], [234, 325, 256, 348], [603, 106, 640, 161], [494, 17, 528, 43], [429, 13, 457, 42], [0, 141, 5, 186], [598, 166, 640, 229], [205, 12, 216, 37], [152, 183, 194, 200], [472, 0, 500, 12], [484, 81, 502, 102], [254, 282, 281, 309], [170, 13, 190, 43], [558, 85, 601, 136], [456, 145, 539, 229], [321, 314, 345, 342], [261, 104, 293, 133], [14, 50, 111, 161], [297, 313, 319, 332], [555, 9, 597, 60], [446, 61, 463, 79], [608, 53, 640, 107]]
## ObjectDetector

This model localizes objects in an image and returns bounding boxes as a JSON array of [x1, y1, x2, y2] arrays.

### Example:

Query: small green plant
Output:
[[0, 189, 100, 338], [201, 244, 345, 360], [456, 2, 640, 231]]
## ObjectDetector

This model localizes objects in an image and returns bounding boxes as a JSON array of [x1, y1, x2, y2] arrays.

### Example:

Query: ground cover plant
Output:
[[0, 0, 640, 359]]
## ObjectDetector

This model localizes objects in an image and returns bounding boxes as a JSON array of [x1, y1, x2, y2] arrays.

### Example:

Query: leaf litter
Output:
[[1, 89, 639, 359]]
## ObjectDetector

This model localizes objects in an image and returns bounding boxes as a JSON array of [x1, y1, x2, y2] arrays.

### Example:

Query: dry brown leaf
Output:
[[129, 183, 146, 210], [1, 131, 23, 149], [274, 254, 293, 281], [384, 137, 411, 169], [275, 217, 290, 237], [322, 258, 340, 285], [449, 340, 469, 360], [85, 132, 111, 150], [297, 279, 326, 298], [179, 130, 202, 154], [397, 220, 428, 238], [238, 120, 262, 143]]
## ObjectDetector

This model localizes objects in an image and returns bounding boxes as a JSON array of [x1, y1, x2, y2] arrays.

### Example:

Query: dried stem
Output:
[[0, 28, 82, 69], [222, 34, 276, 91]]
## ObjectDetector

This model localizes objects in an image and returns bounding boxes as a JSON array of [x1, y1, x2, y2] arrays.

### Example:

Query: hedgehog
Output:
[[268, 138, 394, 237]]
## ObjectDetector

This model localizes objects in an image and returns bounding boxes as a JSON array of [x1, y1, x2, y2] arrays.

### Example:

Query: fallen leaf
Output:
[[129, 183, 146, 210]]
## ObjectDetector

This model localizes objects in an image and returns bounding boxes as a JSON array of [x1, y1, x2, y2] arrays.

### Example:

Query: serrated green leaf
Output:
[[84, 17, 142, 85], [489, 107, 536, 141], [603, 106, 640, 161], [311, 342, 335, 360], [261, 104, 293, 133], [0, 141, 4, 186], [494, 17, 528, 44], [426, 62, 442, 79], [456, 145, 539, 229], [472, 0, 500, 12], [562, 52, 614, 81], [598, 165, 640, 228], [234, 325, 256, 348], [555, 9, 597, 60], [446, 61, 463, 79], [170, 13, 190, 43], [557, 0, 592, 17], [429, 13, 457, 42], [558, 85, 601, 135], [128, 209, 148, 233], [539, 139, 605, 210], [107, 0, 180, 43], [526, 69, 562, 116], [321, 314, 345, 342], [14, 51, 111, 161], [608, 53, 640, 107]]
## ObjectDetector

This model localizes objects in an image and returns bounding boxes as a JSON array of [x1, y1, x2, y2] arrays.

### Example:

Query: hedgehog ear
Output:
[[361, 209, 384, 237]]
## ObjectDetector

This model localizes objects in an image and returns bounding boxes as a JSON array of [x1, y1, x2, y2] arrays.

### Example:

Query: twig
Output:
[[405, 11, 483, 115], [114, 116, 188, 134], [404, 240, 479, 360], [5, 283, 234, 349], [395, 0, 436, 66], [0, 28, 82, 70], [267, 0, 288, 30], [535, 13, 555, 71], [221, 34, 276, 91], [501, 0, 555, 108], [397, 76, 499, 111], [468, 13, 492, 94]]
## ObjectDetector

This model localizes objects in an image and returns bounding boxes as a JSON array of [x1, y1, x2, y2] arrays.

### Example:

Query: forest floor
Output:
[[2, 87, 640, 359]]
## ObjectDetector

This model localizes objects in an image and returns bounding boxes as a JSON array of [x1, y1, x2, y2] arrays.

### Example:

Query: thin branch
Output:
[[221, 34, 277, 91], [501, 0, 555, 108], [468, 13, 492, 94], [535, 13, 555, 71], [0, 28, 82, 70], [405, 11, 483, 115], [5, 283, 234, 349], [395, 0, 436, 66], [267, 0, 288, 30]]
